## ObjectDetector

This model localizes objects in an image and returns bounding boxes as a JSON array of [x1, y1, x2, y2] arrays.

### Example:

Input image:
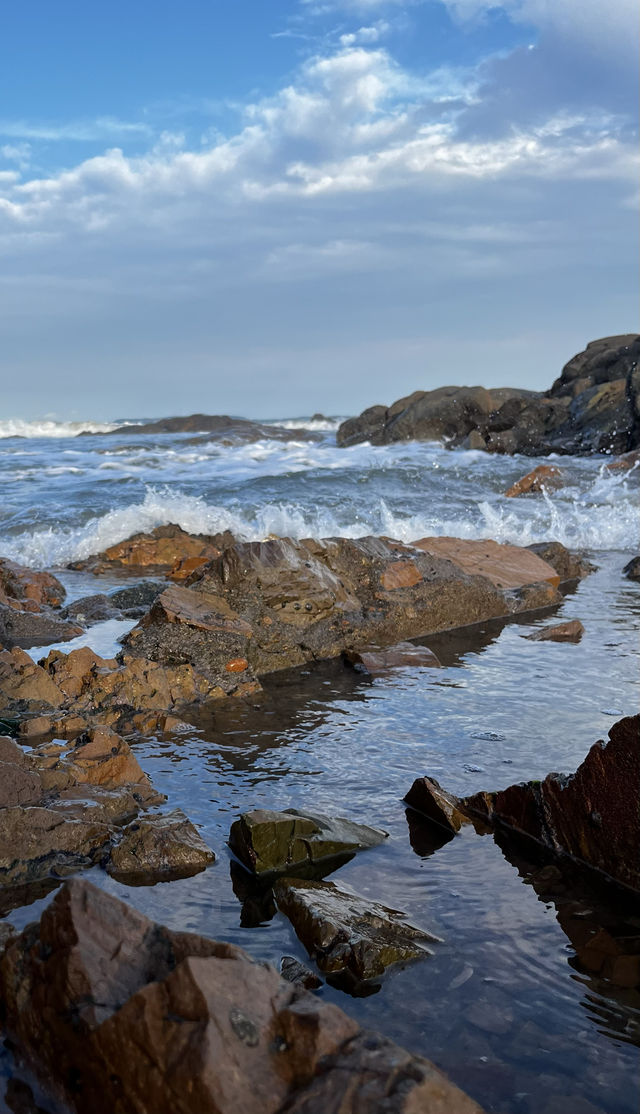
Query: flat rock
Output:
[[344, 641, 441, 674], [0, 602, 83, 650], [527, 619, 584, 642], [462, 715, 640, 893], [504, 465, 564, 497], [0, 878, 483, 1114], [229, 808, 387, 876], [0, 806, 111, 886], [405, 776, 471, 833], [412, 536, 560, 590], [273, 877, 439, 981], [106, 807, 215, 882]]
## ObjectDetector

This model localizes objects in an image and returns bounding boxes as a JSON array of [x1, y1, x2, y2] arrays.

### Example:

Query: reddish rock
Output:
[[345, 641, 441, 674], [527, 620, 584, 643], [463, 715, 640, 893], [412, 536, 561, 590], [0, 879, 483, 1114], [71, 523, 234, 576], [0, 558, 66, 609], [405, 776, 470, 833], [605, 448, 640, 472], [504, 465, 564, 497]]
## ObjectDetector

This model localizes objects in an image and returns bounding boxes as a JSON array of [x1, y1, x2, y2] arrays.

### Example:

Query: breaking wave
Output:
[[0, 419, 131, 439]]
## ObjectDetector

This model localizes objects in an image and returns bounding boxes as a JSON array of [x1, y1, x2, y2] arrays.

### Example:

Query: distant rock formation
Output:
[[337, 335, 640, 455]]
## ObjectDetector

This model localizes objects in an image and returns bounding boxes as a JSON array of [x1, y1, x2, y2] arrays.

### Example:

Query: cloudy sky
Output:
[[1, 0, 637, 419]]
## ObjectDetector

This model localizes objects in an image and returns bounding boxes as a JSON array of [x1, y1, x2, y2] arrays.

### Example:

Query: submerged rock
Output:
[[229, 808, 387, 876], [279, 955, 323, 990], [273, 876, 439, 982], [504, 465, 564, 497], [344, 641, 441, 674], [526, 619, 584, 643], [0, 878, 483, 1114]]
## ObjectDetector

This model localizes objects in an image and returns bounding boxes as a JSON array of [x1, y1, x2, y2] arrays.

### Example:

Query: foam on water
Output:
[[3, 470, 637, 568], [0, 419, 129, 439]]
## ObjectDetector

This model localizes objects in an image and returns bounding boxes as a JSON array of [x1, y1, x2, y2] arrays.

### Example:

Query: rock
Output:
[[462, 715, 640, 892], [70, 523, 235, 577], [280, 955, 323, 990], [0, 806, 111, 887], [405, 776, 471, 833], [525, 541, 595, 582], [125, 534, 566, 680], [0, 602, 83, 650], [605, 448, 640, 472], [623, 557, 640, 581], [273, 877, 439, 982], [108, 580, 165, 611], [101, 413, 320, 442], [229, 808, 387, 876], [106, 808, 215, 882], [0, 878, 483, 1114], [62, 594, 120, 623], [412, 536, 561, 590], [337, 335, 640, 455], [504, 465, 564, 497], [527, 619, 584, 642], [0, 648, 67, 713], [0, 558, 66, 609], [344, 641, 441, 674]]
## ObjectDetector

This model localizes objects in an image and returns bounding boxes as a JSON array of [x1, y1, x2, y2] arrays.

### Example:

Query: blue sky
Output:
[[1, 0, 637, 419]]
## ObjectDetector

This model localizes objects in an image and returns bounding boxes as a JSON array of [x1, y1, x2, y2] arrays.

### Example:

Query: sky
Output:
[[1, 0, 638, 420]]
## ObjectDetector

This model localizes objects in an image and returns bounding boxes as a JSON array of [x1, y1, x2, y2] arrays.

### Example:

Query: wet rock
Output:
[[526, 542, 595, 582], [504, 465, 564, 497], [108, 580, 164, 611], [412, 536, 561, 590], [273, 876, 439, 982], [229, 808, 387, 876], [70, 523, 234, 577], [0, 806, 111, 886], [344, 641, 441, 674], [280, 955, 323, 990], [102, 412, 319, 442], [0, 558, 66, 609], [0, 602, 83, 650], [337, 386, 497, 447], [623, 557, 640, 581], [0, 878, 482, 1114], [527, 619, 584, 642], [106, 808, 215, 882], [462, 715, 640, 892], [405, 776, 471, 833], [605, 448, 640, 472], [62, 594, 121, 624]]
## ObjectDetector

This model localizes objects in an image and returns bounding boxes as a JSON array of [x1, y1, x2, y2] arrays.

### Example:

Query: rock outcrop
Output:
[[337, 335, 640, 456], [229, 808, 387, 876], [0, 557, 82, 650], [70, 523, 236, 579], [0, 878, 484, 1114], [100, 413, 321, 442], [273, 876, 439, 983]]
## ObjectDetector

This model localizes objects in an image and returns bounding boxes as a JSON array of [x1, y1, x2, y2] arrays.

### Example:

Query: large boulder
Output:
[[273, 877, 439, 982], [336, 335, 640, 455], [0, 879, 483, 1114], [229, 808, 387, 876], [124, 534, 567, 679]]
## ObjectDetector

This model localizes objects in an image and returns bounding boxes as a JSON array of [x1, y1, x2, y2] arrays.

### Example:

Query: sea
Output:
[[0, 415, 639, 1114]]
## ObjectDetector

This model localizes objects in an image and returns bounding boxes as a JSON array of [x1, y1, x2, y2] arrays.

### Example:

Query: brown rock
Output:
[[0, 648, 66, 713], [229, 808, 387, 876], [344, 641, 441, 675], [412, 536, 561, 589], [405, 776, 470, 833], [63, 726, 159, 799], [106, 808, 215, 881], [623, 557, 640, 581], [462, 715, 640, 892], [605, 448, 640, 472], [504, 465, 564, 497], [70, 523, 233, 576], [526, 541, 595, 582], [527, 619, 584, 642], [0, 602, 83, 650], [0, 558, 66, 609], [0, 806, 111, 886]]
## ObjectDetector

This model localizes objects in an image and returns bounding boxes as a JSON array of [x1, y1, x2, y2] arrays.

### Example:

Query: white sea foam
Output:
[[26, 619, 136, 664], [275, 417, 342, 432], [3, 473, 637, 570], [0, 419, 130, 439]]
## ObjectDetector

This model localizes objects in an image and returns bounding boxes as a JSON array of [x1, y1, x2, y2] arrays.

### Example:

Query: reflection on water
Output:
[[3, 552, 640, 1113]]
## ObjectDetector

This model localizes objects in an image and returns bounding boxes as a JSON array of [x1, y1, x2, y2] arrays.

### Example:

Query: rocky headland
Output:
[[337, 334, 640, 454]]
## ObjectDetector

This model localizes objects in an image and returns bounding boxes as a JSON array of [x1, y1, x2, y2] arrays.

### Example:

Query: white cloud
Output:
[[441, 0, 638, 57]]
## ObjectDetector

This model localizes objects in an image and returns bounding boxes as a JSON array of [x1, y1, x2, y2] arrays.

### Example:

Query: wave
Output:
[[0, 419, 130, 439], [2, 480, 636, 569]]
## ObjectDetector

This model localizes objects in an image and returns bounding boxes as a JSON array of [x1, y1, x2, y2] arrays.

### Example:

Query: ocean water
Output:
[[1, 417, 639, 1114]]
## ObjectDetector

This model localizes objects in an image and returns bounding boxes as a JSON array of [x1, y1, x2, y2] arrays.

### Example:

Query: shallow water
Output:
[[1, 419, 639, 1112]]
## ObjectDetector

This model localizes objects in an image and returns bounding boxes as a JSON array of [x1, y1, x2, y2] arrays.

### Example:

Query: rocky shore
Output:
[[337, 334, 640, 454], [0, 513, 637, 1112]]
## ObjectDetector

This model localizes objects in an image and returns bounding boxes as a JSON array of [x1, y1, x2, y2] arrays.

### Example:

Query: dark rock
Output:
[[0, 878, 482, 1114], [102, 413, 320, 442], [0, 603, 83, 650], [62, 594, 120, 623], [229, 808, 387, 876], [273, 876, 439, 982], [109, 580, 164, 610], [526, 619, 584, 643], [623, 557, 640, 581], [106, 808, 215, 882], [280, 955, 323, 990], [526, 541, 595, 582], [344, 641, 441, 674], [462, 715, 640, 893], [405, 776, 471, 833]]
